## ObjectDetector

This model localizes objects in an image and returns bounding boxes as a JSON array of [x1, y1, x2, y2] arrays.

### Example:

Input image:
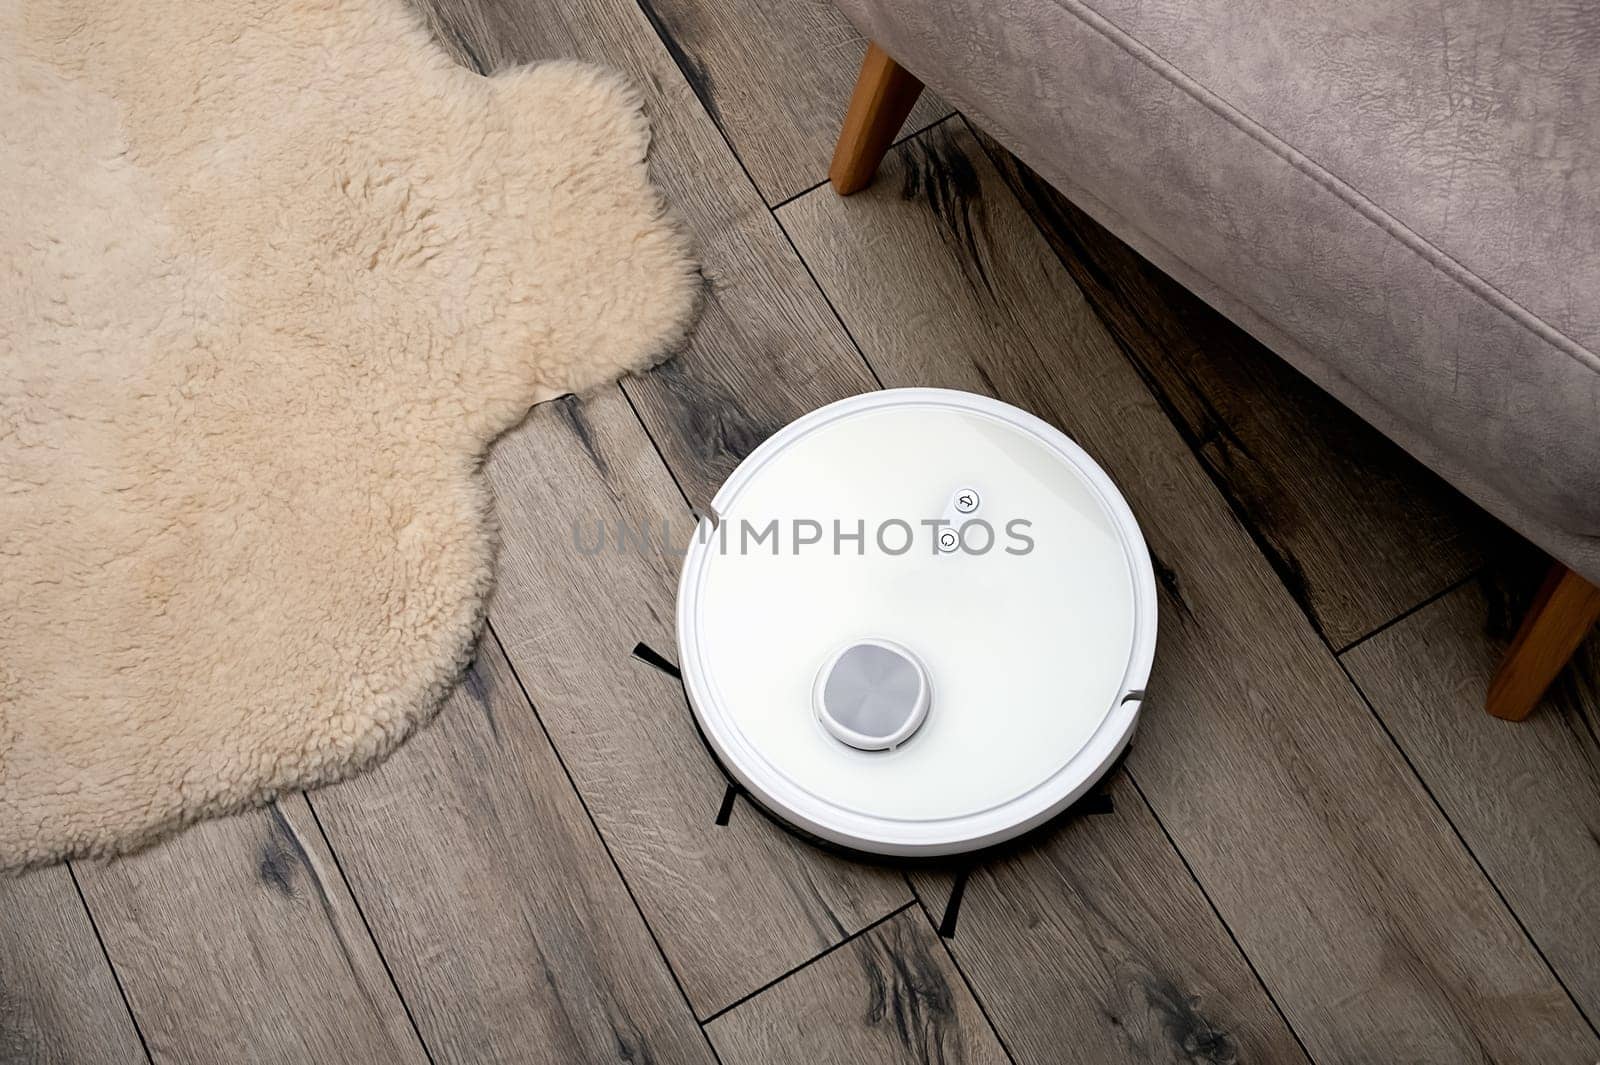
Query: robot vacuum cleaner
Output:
[[676, 388, 1156, 857]]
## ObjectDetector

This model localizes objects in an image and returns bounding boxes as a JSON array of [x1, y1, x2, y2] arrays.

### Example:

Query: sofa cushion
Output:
[[1087, 0, 1600, 357], [834, 0, 1600, 576]]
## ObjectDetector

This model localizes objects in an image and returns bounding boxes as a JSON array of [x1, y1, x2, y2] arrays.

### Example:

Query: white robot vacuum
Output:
[[674, 388, 1156, 857]]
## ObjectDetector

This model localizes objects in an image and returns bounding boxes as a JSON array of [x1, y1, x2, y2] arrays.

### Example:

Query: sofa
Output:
[[824, 0, 1600, 719]]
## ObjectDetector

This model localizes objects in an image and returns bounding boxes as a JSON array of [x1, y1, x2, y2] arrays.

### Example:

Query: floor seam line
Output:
[[904, 874, 1022, 1065], [629, 0, 900, 400], [767, 109, 957, 211], [697, 899, 917, 1026], [1119, 772, 1320, 1062], [487, 621, 729, 1065], [300, 795, 439, 1065], [1334, 567, 1483, 655], [65, 862, 157, 1065], [1329, 651, 1600, 1041]]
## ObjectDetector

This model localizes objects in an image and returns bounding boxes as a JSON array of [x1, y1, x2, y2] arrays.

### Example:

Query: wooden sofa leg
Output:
[[829, 43, 924, 195], [1486, 562, 1600, 720]]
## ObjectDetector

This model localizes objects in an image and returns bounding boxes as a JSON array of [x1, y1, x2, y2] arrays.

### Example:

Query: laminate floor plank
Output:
[[777, 119, 1598, 1063], [910, 773, 1308, 1065], [307, 635, 716, 1065], [1344, 563, 1600, 1027], [404, 0, 911, 1015], [0, 866, 146, 1065], [71, 797, 428, 1065], [974, 128, 1488, 648], [627, 0, 949, 203], [705, 908, 1009, 1065], [412, 0, 882, 513], [482, 388, 909, 1017]]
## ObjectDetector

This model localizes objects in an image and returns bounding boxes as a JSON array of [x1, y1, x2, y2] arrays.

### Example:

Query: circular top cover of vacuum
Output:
[[677, 389, 1156, 856]]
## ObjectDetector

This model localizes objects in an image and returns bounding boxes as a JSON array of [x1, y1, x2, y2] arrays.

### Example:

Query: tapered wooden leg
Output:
[[828, 43, 924, 195], [1486, 562, 1600, 720]]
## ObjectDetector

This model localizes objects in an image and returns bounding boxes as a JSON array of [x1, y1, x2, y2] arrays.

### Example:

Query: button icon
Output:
[[954, 488, 980, 514], [938, 529, 960, 552]]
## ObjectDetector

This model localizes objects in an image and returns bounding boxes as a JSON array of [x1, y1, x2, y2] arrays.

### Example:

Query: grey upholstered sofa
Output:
[[824, 0, 1600, 720]]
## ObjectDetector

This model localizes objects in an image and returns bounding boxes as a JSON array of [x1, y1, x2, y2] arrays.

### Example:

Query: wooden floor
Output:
[[6, 2, 1600, 1062]]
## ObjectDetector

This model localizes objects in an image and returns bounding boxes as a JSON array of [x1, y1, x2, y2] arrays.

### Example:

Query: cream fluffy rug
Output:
[[0, 0, 697, 870]]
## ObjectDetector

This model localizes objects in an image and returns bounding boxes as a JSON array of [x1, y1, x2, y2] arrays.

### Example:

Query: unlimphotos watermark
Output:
[[572, 513, 1035, 558]]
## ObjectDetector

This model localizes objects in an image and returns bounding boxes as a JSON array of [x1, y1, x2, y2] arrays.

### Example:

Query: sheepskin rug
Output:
[[0, 0, 698, 870]]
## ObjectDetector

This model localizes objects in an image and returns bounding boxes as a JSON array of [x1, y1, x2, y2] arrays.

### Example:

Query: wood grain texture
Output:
[[307, 636, 716, 1065], [972, 127, 1487, 649], [777, 120, 1599, 1063], [72, 797, 427, 1065], [0, 867, 146, 1065], [482, 387, 909, 1016], [910, 773, 1308, 1065], [411, 0, 881, 512], [623, 0, 948, 203], [706, 908, 1008, 1065], [1344, 566, 1600, 1026]]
